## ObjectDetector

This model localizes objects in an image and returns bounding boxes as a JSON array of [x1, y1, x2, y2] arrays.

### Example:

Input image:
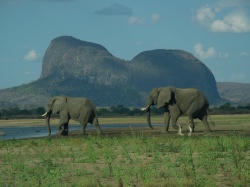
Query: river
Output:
[[0, 124, 159, 140]]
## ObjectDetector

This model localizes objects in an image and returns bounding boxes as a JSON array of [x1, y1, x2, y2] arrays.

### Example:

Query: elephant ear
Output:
[[52, 97, 67, 114], [156, 88, 172, 109]]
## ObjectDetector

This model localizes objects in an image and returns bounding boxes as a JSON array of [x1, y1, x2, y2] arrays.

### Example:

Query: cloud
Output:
[[196, 4, 216, 25], [194, 43, 216, 59], [128, 16, 143, 25], [194, 43, 229, 59], [24, 50, 37, 61], [196, 3, 250, 33], [211, 11, 250, 33], [151, 13, 160, 23], [95, 3, 133, 16]]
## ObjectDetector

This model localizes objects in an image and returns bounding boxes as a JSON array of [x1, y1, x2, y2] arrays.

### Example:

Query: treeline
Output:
[[0, 103, 250, 119], [209, 103, 250, 115], [0, 107, 46, 119]]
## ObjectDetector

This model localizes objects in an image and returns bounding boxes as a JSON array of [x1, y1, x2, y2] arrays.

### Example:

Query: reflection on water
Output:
[[0, 124, 158, 140]]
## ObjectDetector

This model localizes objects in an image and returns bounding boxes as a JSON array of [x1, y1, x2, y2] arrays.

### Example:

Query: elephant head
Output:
[[142, 87, 173, 129], [42, 96, 68, 136]]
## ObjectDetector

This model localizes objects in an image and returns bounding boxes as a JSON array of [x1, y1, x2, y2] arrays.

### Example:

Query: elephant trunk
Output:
[[146, 107, 153, 129], [42, 112, 51, 136]]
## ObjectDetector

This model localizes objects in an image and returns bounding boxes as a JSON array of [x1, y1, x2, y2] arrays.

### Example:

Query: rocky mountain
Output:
[[0, 36, 222, 109]]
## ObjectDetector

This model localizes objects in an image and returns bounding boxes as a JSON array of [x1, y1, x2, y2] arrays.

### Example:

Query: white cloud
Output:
[[196, 4, 250, 33], [196, 4, 216, 25], [128, 16, 143, 25], [194, 43, 229, 59], [194, 43, 216, 59], [151, 13, 160, 23], [211, 11, 250, 33], [24, 50, 37, 61]]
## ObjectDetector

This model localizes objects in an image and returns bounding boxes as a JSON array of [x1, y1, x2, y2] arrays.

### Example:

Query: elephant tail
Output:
[[207, 110, 215, 126], [94, 108, 100, 126]]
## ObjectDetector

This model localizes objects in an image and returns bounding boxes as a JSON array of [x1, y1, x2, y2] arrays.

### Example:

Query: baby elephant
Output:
[[42, 96, 102, 136]]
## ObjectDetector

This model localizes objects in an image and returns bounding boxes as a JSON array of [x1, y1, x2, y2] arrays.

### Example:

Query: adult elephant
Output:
[[141, 86, 211, 135], [42, 96, 102, 136]]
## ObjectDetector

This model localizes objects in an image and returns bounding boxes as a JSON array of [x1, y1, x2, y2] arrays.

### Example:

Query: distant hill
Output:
[[217, 82, 250, 105], [0, 36, 222, 109]]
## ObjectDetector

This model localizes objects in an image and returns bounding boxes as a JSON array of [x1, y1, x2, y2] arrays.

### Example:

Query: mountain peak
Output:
[[40, 36, 114, 79], [51, 36, 108, 51]]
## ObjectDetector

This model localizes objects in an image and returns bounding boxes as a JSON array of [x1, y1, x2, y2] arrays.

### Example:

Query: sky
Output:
[[1, 0, 250, 89]]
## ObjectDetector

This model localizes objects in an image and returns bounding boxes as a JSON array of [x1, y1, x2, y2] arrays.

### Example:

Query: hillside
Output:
[[217, 82, 250, 105], [0, 36, 221, 109]]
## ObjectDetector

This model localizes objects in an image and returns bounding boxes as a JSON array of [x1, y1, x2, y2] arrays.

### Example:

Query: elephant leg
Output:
[[79, 110, 91, 135], [57, 121, 69, 135], [81, 123, 88, 135], [171, 113, 183, 135], [57, 114, 70, 135], [162, 111, 170, 133], [200, 115, 211, 132], [61, 123, 69, 136], [187, 117, 195, 136], [177, 123, 184, 136]]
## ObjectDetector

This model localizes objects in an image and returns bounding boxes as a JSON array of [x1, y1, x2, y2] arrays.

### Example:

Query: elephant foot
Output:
[[177, 132, 184, 136], [188, 127, 193, 136], [60, 129, 68, 136], [177, 124, 183, 136]]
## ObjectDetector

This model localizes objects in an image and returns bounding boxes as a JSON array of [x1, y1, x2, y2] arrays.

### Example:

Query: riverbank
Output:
[[1, 114, 250, 139]]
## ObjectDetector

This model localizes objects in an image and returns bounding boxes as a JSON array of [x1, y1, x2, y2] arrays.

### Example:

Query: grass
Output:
[[0, 114, 250, 186]]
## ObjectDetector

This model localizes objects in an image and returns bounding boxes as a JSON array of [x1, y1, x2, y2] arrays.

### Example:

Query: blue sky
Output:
[[1, 0, 250, 89]]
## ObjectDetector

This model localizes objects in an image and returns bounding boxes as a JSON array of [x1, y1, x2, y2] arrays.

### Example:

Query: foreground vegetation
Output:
[[0, 133, 249, 186], [0, 115, 250, 186]]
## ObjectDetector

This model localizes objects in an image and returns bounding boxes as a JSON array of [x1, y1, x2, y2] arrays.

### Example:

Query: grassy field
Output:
[[0, 114, 250, 186]]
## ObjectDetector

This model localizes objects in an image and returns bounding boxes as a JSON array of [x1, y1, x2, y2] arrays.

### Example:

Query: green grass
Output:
[[0, 133, 249, 186], [0, 114, 250, 186]]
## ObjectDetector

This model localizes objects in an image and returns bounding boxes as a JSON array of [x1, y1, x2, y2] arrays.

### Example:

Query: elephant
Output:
[[141, 86, 211, 135], [42, 96, 103, 136]]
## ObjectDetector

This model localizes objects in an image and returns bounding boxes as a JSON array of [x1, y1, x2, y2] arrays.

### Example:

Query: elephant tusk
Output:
[[141, 105, 150, 111], [41, 112, 48, 117]]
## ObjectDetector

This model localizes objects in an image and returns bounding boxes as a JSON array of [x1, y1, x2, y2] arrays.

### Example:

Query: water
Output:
[[0, 124, 159, 140]]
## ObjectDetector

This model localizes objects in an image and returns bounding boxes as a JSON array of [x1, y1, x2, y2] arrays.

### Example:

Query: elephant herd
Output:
[[42, 86, 212, 136]]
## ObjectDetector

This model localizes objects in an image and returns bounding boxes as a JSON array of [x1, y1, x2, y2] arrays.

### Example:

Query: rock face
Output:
[[129, 49, 219, 100], [0, 36, 221, 108], [40, 36, 128, 87]]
